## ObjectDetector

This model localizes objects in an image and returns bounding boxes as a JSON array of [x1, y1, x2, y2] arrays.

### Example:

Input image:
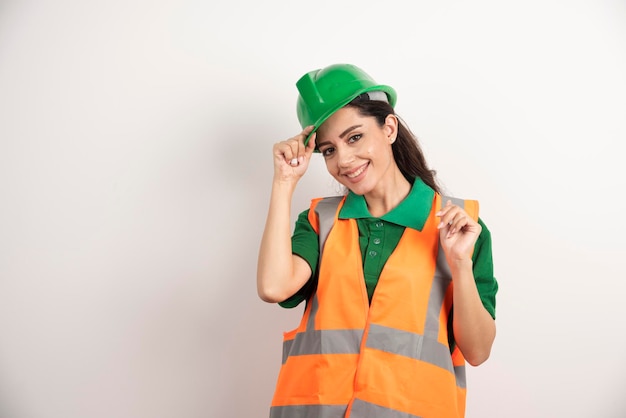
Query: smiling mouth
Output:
[[345, 163, 368, 179]]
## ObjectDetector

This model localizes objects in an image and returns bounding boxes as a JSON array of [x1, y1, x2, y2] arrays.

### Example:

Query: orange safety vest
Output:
[[270, 193, 479, 418]]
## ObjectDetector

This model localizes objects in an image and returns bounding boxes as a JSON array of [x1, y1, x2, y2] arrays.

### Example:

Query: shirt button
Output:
[[375, 222, 383, 228], [373, 238, 381, 245], [369, 250, 378, 257]]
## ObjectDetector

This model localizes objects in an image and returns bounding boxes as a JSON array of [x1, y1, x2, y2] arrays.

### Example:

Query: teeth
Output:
[[347, 165, 366, 178]]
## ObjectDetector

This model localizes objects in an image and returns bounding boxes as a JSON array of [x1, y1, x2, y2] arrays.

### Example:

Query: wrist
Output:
[[272, 177, 298, 194], [448, 258, 473, 274]]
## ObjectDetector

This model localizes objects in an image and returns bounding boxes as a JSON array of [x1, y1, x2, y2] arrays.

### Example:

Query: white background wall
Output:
[[1, 1, 625, 417]]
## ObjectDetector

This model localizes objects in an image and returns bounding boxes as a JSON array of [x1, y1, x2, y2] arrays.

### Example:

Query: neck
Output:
[[364, 169, 411, 217]]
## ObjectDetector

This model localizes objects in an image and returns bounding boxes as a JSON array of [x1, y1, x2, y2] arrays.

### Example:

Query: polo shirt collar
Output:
[[338, 178, 435, 231]]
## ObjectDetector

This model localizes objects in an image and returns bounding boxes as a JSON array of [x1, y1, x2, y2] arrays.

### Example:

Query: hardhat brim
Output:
[[303, 84, 397, 150]]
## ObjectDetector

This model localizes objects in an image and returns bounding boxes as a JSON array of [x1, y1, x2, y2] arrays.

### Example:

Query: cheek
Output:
[[365, 141, 384, 158], [324, 159, 338, 176], [359, 141, 374, 156]]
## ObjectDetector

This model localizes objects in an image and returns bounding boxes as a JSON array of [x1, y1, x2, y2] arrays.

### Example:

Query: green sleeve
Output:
[[472, 218, 499, 319], [278, 209, 319, 308]]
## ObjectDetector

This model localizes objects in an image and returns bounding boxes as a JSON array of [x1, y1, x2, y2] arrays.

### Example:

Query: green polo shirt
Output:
[[281, 179, 498, 319]]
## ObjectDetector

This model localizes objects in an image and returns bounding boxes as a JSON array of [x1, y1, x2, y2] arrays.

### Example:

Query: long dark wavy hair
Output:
[[345, 97, 442, 194]]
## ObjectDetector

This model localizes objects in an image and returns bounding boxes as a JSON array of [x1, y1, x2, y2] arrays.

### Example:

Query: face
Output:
[[315, 106, 398, 197]]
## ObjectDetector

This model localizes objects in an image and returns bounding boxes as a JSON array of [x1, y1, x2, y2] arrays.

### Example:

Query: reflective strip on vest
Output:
[[351, 398, 423, 418], [270, 400, 426, 418], [282, 258, 458, 375], [365, 323, 453, 372], [282, 297, 363, 363], [314, 195, 344, 252], [270, 404, 347, 418]]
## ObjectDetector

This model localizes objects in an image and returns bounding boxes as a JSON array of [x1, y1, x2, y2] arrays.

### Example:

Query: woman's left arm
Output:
[[437, 200, 496, 366]]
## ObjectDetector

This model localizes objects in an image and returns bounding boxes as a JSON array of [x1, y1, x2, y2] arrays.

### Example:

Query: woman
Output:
[[257, 63, 498, 418]]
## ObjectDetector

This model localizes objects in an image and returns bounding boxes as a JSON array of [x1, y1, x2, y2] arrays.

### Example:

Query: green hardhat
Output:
[[296, 63, 397, 147]]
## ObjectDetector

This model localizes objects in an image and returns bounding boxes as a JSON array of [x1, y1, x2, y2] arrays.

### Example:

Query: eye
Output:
[[321, 147, 335, 157], [348, 134, 362, 144]]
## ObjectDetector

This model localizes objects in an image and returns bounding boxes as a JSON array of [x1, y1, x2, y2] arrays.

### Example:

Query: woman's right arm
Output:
[[256, 127, 316, 303]]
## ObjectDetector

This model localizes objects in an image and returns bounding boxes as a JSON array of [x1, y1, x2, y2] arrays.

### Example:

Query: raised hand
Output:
[[436, 200, 482, 264], [273, 126, 317, 183]]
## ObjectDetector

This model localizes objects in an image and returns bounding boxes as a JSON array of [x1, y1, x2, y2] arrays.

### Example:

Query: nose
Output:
[[337, 145, 355, 168]]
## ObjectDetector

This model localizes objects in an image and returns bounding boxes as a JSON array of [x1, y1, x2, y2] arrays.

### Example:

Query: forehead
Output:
[[316, 107, 372, 139]]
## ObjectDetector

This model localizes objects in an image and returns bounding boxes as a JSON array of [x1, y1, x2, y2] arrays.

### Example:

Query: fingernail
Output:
[[437, 222, 444, 229], [290, 158, 298, 166], [298, 156, 304, 163]]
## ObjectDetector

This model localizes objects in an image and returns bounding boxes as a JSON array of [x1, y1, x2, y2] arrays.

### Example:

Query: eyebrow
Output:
[[339, 124, 362, 138], [317, 124, 363, 149]]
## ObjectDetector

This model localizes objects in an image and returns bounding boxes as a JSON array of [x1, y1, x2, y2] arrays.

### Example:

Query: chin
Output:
[[333, 173, 375, 196], [343, 182, 374, 196]]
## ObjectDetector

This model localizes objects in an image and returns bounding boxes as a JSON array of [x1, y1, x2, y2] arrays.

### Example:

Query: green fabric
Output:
[[282, 179, 498, 319]]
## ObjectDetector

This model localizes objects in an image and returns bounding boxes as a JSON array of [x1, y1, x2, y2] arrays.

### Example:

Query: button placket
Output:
[[367, 219, 383, 259]]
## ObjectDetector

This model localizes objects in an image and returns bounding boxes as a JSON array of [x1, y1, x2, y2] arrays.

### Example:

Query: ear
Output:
[[383, 114, 399, 143]]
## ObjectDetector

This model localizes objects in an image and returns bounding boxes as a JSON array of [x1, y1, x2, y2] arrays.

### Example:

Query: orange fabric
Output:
[[272, 354, 359, 405]]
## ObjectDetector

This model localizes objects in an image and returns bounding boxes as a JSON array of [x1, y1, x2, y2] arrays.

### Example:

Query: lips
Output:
[[343, 162, 369, 180]]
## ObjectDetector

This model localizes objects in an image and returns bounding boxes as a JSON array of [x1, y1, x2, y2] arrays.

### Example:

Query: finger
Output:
[[435, 199, 453, 216], [437, 202, 458, 229], [275, 140, 298, 166], [281, 141, 296, 163], [442, 214, 458, 235], [296, 127, 316, 163], [288, 127, 314, 166], [305, 131, 317, 156], [448, 211, 480, 238], [447, 214, 468, 238], [284, 137, 302, 166], [291, 138, 302, 166], [303, 125, 316, 149]]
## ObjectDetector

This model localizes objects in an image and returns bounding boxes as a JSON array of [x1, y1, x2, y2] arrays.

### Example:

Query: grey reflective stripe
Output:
[[439, 195, 467, 390], [282, 290, 363, 362], [282, 295, 362, 363], [365, 324, 454, 372], [425, 243, 451, 340], [426, 196, 462, 340], [350, 398, 423, 418], [314, 196, 343, 254], [270, 404, 347, 418], [441, 195, 464, 208], [282, 327, 363, 362], [282, 337, 294, 363], [307, 293, 319, 331], [454, 365, 467, 389], [281, 197, 346, 364]]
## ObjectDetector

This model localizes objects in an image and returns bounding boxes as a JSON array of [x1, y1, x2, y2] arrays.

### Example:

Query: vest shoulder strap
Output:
[[313, 196, 344, 254]]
